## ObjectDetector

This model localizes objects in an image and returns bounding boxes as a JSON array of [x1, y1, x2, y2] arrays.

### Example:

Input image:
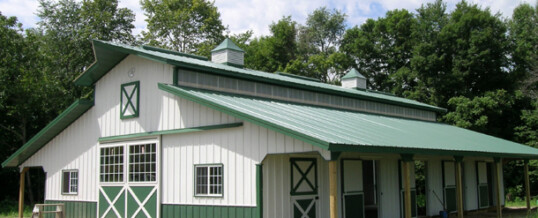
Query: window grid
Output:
[[100, 146, 124, 182], [62, 170, 78, 194], [195, 165, 223, 196], [69, 171, 78, 193], [129, 143, 156, 182]]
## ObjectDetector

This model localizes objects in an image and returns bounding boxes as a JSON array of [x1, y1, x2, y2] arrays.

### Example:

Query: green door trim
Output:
[[120, 81, 140, 119], [99, 186, 126, 218], [290, 158, 318, 196], [127, 186, 158, 218], [293, 197, 317, 218]]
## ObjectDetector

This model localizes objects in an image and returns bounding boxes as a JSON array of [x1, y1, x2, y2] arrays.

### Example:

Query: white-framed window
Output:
[[62, 170, 78, 195], [128, 143, 156, 182], [194, 164, 223, 197], [100, 146, 124, 182]]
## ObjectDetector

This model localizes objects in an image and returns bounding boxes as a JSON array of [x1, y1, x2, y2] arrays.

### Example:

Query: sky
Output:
[[0, 0, 534, 37]]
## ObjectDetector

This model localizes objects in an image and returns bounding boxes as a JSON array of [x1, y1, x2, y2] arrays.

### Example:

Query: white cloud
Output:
[[0, 0, 533, 38]]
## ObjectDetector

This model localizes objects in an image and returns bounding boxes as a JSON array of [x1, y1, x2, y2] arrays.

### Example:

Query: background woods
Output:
[[0, 0, 536, 208]]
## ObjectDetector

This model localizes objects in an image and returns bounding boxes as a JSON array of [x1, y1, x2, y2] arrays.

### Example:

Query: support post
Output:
[[329, 160, 338, 218], [19, 167, 29, 218], [524, 160, 531, 211], [401, 154, 414, 218], [494, 158, 502, 218], [256, 164, 263, 218], [454, 156, 464, 218], [402, 161, 412, 218]]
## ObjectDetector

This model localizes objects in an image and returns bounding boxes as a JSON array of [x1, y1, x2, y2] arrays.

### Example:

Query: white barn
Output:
[[3, 39, 538, 218]]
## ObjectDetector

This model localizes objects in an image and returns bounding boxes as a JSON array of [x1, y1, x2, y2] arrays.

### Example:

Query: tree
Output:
[[508, 3, 538, 99], [245, 16, 298, 72], [141, 0, 226, 53], [342, 9, 417, 92], [0, 12, 50, 205], [37, 0, 135, 109], [285, 7, 351, 83]]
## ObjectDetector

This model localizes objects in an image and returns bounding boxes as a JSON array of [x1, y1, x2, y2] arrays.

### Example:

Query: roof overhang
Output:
[[2, 99, 94, 168], [159, 83, 538, 160]]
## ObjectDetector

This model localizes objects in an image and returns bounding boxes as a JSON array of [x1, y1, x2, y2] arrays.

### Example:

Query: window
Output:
[[62, 170, 78, 194], [100, 146, 124, 182], [195, 165, 223, 196], [129, 143, 156, 182], [120, 81, 140, 119]]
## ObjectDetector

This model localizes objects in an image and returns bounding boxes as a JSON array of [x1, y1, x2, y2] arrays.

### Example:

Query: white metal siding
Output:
[[463, 161, 478, 211], [21, 109, 99, 202], [426, 159, 444, 216], [377, 158, 400, 218], [262, 154, 330, 218], [161, 121, 331, 207]]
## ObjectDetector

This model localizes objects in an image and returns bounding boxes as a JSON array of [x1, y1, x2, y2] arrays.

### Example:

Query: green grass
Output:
[[0, 200, 33, 218], [506, 196, 538, 208]]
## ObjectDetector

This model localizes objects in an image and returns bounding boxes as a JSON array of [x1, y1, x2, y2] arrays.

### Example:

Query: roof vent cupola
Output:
[[211, 38, 244, 68], [341, 68, 367, 89]]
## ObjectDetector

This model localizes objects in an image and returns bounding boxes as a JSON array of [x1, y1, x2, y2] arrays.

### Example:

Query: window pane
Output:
[[129, 143, 156, 182], [62, 172, 70, 193], [196, 167, 208, 195], [100, 146, 124, 182]]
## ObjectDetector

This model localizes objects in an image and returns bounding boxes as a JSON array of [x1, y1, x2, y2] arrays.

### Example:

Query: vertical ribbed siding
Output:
[[44, 200, 97, 218], [378, 158, 400, 218], [426, 159, 444, 216], [463, 161, 478, 210], [161, 204, 256, 218]]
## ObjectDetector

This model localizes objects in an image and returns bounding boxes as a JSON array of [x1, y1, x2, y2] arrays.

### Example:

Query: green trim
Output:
[[173, 67, 179, 86], [194, 164, 224, 197], [2, 99, 94, 168], [256, 164, 263, 218], [290, 158, 318, 196], [99, 122, 243, 143], [142, 45, 208, 60], [158, 83, 330, 150], [45, 200, 97, 218], [276, 72, 320, 82], [329, 144, 538, 159], [161, 204, 257, 217], [120, 81, 140, 119]]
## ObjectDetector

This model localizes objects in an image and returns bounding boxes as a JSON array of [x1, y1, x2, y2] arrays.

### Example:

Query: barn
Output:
[[3, 39, 538, 218]]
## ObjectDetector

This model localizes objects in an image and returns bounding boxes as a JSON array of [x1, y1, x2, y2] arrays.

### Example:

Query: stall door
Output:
[[290, 158, 318, 218], [442, 161, 457, 213], [399, 161, 417, 218], [342, 160, 364, 218], [99, 142, 159, 218], [476, 162, 490, 208]]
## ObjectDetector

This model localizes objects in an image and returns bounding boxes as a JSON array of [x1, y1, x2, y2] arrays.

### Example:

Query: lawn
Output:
[[0, 200, 33, 218]]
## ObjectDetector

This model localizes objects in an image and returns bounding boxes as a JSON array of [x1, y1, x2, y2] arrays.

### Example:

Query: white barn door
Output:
[[290, 158, 319, 218], [341, 160, 364, 218]]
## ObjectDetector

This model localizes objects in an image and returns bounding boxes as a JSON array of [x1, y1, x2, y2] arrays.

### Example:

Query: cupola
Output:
[[341, 68, 367, 89], [211, 38, 244, 68]]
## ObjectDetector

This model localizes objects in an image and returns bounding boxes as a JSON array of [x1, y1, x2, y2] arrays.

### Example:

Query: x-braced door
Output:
[[99, 141, 159, 218], [290, 158, 318, 218]]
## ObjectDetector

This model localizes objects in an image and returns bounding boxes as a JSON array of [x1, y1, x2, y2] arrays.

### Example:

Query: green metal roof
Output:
[[75, 40, 446, 113], [342, 68, 366, 80], [211, 38, 244, 53], [2, 99, 94, 168], [159, 83, 538, 159]]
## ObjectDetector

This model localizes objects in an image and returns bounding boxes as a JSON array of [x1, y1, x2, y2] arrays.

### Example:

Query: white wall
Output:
[[463, 160, 478, 211], [22, 109, 99, 201], [161, 121, 331, 207], [426, 159, 444, 216], [378, 158, 400, 218], [262, 154, 330, 218]]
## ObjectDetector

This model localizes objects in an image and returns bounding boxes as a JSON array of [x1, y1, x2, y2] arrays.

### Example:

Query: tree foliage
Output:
[[141, 0, 226, 53]]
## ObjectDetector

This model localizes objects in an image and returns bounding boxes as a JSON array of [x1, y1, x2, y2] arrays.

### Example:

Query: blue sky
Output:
[[0, 0, 533, 37]]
